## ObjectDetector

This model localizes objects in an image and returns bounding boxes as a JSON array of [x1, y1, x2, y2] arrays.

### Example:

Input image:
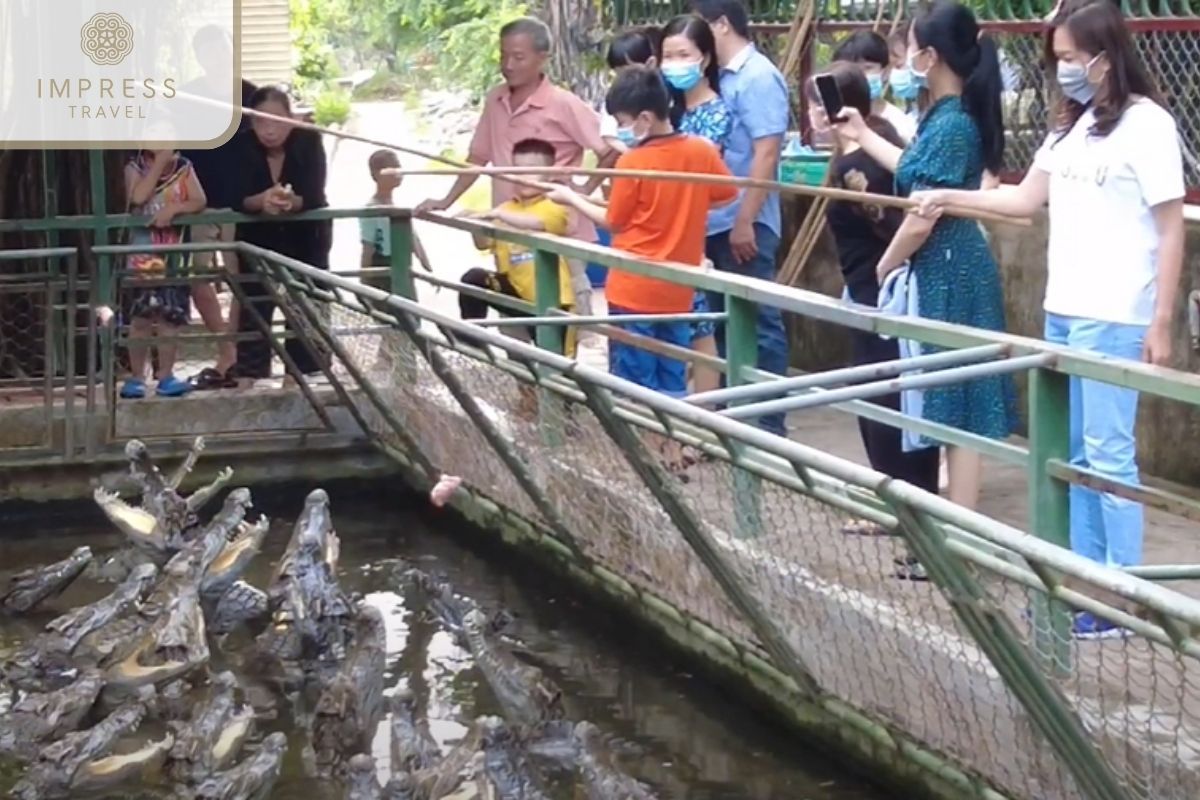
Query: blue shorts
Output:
[[608, 305, 691, 397], [691, 291, 714, 340]]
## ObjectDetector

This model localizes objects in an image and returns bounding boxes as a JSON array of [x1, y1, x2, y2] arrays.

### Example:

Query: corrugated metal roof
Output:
[[241, 0, 291, 86]]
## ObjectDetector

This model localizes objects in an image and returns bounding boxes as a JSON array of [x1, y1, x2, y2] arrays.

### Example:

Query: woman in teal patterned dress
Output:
[[834, 0, 1018, 513]]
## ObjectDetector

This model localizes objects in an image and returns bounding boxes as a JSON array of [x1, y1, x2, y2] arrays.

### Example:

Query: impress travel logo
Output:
[[81, 13, 136, 66], [1, 1, 241, 148]]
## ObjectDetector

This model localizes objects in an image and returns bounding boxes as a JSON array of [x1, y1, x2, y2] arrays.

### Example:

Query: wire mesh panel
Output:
[[311, 285, 1200, 800]]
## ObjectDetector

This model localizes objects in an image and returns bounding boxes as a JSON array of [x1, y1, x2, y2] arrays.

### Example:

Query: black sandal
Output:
[[189, 367, 238, 390]]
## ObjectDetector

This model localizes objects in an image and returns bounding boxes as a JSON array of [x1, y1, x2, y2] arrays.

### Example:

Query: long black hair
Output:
[[661, 14, 721, 94], [606, 28, 661, 69], [912, 0, 1005, 173]]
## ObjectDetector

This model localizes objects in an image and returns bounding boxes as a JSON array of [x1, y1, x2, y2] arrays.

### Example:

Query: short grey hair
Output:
[[499, 17, 553, 54]]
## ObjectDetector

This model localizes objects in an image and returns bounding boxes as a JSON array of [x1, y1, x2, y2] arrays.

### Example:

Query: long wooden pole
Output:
[[175, 89, 547, 192], [383, 164, 1032, 227], [181, 90, 1027, 226]]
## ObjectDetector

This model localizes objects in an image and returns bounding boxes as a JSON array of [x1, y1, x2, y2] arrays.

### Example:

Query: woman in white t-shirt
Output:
[[913, 2, 1184, 631]]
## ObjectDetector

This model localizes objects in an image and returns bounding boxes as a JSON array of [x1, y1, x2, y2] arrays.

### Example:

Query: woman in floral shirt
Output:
[[660, 13, 733, 394]]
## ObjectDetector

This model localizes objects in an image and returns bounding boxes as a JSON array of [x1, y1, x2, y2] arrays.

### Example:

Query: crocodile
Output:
[[87, 545, 158, 584], [45, 562, 159, 652], [255, 490, 353, 671], [104, 584, 210, 691], [477, 716, 551, 800], [389, 688, 441, 773], [1, 546, 92, 614], [461, 609, 561, 730], [0, 668, 104, 760], [201, 516, 270, 634], [413, 718, 485, 800], [168, 671, 256, 783], [572, 722, 658, 800], [346, 754, 387, 800], [309, 602, 387, 777], [404, 568, 512, 647], [140, 488, 255, 619], [10, 702, 174, 800], [271, 488, 341, 589], [93, 487, 175, 558], [208, 580, 270, 636], [346, 754, 421, 800], [95, 444, 235, 559], [4, 563, 158, 691], [190, 730, 287, 800], [78, 494, 244, 670], [125, 437, 234, 538]]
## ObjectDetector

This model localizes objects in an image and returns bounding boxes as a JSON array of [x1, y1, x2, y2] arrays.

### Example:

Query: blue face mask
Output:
[[889, 67, 919, 101], [906, 51, 930, 90], [1057, 55, 1100, 105], [661, 61, 704, 92], [615, 126, 644, 148], [867, 73, 884, 101]]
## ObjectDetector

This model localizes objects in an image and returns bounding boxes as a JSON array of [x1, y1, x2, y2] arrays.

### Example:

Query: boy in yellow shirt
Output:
[[459, 138, 577, 359]]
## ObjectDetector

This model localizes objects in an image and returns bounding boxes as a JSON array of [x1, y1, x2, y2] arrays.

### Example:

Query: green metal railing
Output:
[[4, 193, 1200, 799]]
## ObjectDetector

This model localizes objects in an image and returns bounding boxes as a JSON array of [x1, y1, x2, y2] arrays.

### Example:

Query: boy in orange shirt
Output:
[[550, 66, 735, 397]]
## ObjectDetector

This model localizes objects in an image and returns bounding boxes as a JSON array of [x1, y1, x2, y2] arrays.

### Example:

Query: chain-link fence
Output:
[[251, 247, 1200, 800], [608, 1, 1200, 198], [0, 250, 92, 456]]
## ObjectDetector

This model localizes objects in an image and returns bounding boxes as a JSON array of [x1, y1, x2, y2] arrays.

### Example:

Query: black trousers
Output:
[[234, 222, 331, 379], [849, 328, 940, 495], [459, 268, 533, 340]]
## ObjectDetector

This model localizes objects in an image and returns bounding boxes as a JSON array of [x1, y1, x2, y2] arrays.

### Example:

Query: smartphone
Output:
[[814, 73, 844, 122]]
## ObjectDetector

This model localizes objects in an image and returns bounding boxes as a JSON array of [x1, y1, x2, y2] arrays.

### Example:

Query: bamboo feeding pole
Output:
[[174, 90, 548, 193], [777, 0, 826, 288], [382, 164, 1032, 228]]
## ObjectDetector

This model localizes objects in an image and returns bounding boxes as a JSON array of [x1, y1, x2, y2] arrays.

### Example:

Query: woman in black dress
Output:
[[230, 86, 330, 379], [807, 62, 940, 534]]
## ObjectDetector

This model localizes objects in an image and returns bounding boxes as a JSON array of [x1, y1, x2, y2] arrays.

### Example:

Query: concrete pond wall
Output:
[[780, 197, 1200, 486]]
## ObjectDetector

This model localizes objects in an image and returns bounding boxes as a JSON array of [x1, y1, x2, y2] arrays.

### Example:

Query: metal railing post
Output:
[[387, 210, 419, 382], [533, 247, 565, 447], [726, 293, 764, 539], [1027, 366, 1074, 674], [388, 211, 416, 300], [88, 150, 117, 450], [533, 248, 564, 354]]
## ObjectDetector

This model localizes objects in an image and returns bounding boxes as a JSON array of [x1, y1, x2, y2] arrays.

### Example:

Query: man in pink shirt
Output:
[[418, 17, 616, 319]]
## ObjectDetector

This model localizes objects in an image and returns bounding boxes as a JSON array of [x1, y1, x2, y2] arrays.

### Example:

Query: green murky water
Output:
[[0, 482, 888, 799]]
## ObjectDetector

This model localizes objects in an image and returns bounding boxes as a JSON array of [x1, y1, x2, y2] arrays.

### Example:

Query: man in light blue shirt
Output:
[[693, 0, 790, 436]]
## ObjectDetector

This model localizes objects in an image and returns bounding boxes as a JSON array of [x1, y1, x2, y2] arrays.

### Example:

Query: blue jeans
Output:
[[706, 224, 789, 436], [1044, 313, 1146, 567]]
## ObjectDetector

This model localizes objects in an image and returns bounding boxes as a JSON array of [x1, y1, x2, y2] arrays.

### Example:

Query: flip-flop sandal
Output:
[[841, 519, 891, 536], [156, 375, 193, 397], [188, 368, 223, 390], [189, 367, 238, 390], [119, 378, 146, 399]]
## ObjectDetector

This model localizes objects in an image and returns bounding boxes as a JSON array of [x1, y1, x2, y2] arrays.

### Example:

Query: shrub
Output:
[[313, 86, 353, 127]]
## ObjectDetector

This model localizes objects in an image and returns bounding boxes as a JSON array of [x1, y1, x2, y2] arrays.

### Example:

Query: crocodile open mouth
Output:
[[106, 650, 193, 688], [78, 734, 174, 786], [209, 536, 257, 577], [106, 597, 208, 689], [211, 711, 254, 768]]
